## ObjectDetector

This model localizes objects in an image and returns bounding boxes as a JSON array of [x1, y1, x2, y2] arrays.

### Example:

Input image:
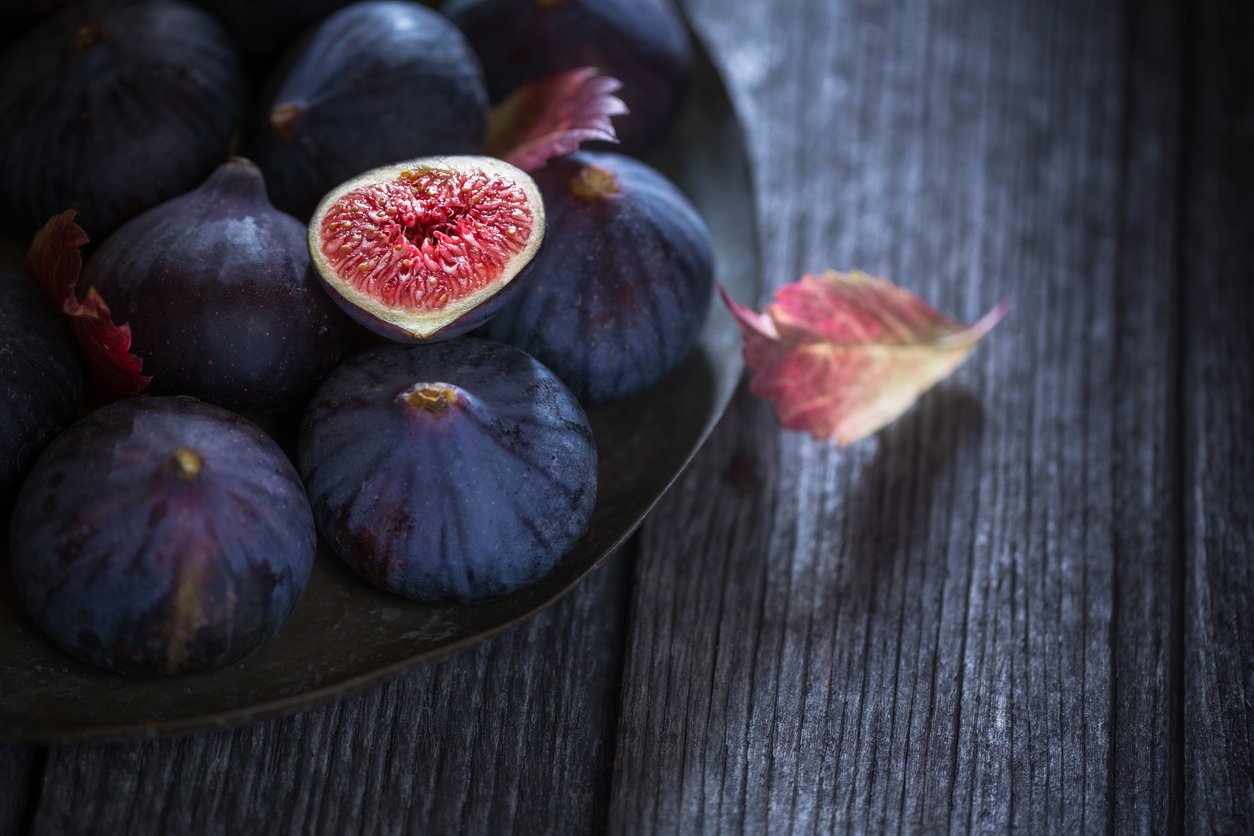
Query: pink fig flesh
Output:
[[309, 156, 545, 342]]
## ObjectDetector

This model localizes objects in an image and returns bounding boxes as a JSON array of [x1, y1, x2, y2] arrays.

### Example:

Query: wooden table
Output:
[[3, 0, 1251, 831]]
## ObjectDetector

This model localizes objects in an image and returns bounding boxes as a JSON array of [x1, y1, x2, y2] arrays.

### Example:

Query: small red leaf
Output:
[[68, 289, 148, 400], [27, 211, 150, 400], [722, 270, 1008, 445], [486, 67, 629, 172], [26, 209, 88, 309]]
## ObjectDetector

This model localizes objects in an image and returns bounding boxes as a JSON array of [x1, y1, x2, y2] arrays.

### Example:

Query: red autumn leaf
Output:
[[722, 270, 1008, 445], [486, 67, 629, 172], [26, 211, 150, 400], [67, 288, 149, 400], [26, 207, 88, 309]]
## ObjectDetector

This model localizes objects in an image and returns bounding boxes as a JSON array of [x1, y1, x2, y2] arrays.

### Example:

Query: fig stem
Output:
[[270, 102, 305, 144], [570, 164, 621, 199], [66, 23, 105, 55], [398, 384, 458, 416], [168, 447, 204, 480]]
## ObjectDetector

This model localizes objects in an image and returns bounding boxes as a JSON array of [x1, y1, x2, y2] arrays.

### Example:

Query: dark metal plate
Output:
[[0, 31, 760, 743]]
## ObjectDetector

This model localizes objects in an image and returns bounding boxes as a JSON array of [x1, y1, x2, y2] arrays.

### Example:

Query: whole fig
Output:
[[0, 0, 245, 240], [250, 0, 489, 219], [80, 158, 353, 412], [10, 396, 317, 676], [484, 152, 713, 404], [299, 339, 597, 603]]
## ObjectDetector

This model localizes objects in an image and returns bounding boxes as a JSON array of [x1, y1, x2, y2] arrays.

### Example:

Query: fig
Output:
[[0, 268, 83, 502], [298, 339, 597, 603], [442, 0, 693, 152], [80, 158, 353, 412], [249, 0, 489, 220], [483, 152, 713, 404], [0, 0, 245, 241], [10, 396, 317, 676], [308, 155, 545, 342]]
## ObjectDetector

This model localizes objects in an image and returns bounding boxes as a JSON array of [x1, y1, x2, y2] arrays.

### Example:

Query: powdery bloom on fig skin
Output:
[[721, 270, 1009, 445]]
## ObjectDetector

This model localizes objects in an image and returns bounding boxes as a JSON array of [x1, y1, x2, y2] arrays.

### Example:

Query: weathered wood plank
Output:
[[0, 744, 39, 835], [610, 0, 1183, 831], [26, 547, 631, 835], [1110, 1, 1186, 831], [1182, 1, 1254, 830]]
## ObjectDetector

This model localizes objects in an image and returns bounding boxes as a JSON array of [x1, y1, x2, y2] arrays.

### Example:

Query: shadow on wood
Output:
[[846, 386, 985, 581]]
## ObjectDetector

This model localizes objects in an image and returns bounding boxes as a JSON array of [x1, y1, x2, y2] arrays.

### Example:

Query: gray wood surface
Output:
[[0, 744, 38, 835], [1183, 1, 1254, 831], [611, 0, 1186, 831], [3, 0, 1252, 833]]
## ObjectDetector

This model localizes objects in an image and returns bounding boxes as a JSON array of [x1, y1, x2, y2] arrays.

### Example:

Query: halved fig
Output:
[[308, 155, 545, 342]]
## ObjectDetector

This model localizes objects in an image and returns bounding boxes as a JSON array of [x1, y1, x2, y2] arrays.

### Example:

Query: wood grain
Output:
[[609, 0, 1185, 832], [1182, 1, 1254, 830], [1110, 1, 1186, 831], [0, 744, 39, 835]]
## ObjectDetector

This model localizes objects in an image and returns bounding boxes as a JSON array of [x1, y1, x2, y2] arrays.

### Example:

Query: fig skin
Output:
[[9, 396, 317, 677], [0, 269, 83, 503], [250, 0, 489, 220], [483, 152, 713, 405], [299, 339, 598, 603], [80, 158, 354, 412], [0, 0, 245, 241], [442, 0, 693, 153]]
